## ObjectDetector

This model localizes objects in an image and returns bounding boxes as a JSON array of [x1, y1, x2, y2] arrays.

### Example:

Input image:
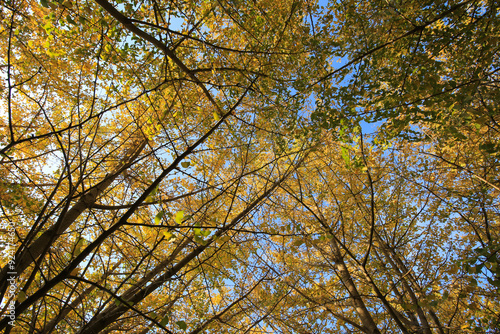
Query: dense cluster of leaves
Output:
[[0, 0, 498, 333]]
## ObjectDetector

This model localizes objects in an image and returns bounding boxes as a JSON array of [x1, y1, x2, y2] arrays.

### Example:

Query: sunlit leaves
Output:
[[1, 0, 499, 333], [154, 210, 165, 224], [174, 211, 184, 224]]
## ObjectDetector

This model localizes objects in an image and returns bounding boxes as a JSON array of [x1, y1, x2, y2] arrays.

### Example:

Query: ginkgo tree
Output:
[[251, 131, 499, 333], [0, 0, 499, 333]]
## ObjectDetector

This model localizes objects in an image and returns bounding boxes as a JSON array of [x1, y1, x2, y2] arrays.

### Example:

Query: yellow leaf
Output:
[[163, 230, 175, 241]]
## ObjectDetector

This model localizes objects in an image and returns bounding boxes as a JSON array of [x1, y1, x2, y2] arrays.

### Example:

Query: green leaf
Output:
[[73, 237, 85, 257], [146, 185, 159, 203], [479, 143, 497, 153], [194, 235, 207, 245], [219, 235, 231, 242], [181, 161, 190, 168], [469, 278, 478, 287], [341, 147, 350, 165], [160, 315, 169, 327], [149, 185, 159, 197], [154, 210, 165, 224], [176, 320, 187, 330], [66, 15, 77, 25], [18, 291, 27, 302], [401, 302, 415, 310], [429, 300, 439, 307], [40, 0, 50, 8], [174, 211, 184, 224], [489, 278, 500, 287]]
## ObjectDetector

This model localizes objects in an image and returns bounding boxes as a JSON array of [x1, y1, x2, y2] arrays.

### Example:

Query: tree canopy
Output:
[[0, 0, 499, 333]]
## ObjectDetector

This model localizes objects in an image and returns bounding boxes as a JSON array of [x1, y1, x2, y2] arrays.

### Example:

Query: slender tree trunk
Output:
[[329, 237, 381, 334], [39, 260, 123, 333], [0, 138, 147, 298], [76, 158, 305, 334]]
